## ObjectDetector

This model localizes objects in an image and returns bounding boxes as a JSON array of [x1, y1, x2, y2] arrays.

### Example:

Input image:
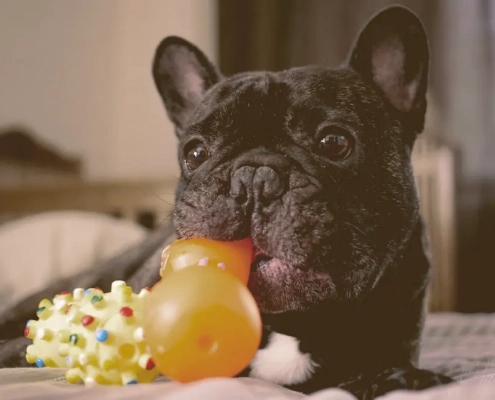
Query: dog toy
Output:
[[25, 237, 261, 385], [160, 237, 254, 284], [24, 282, 159, 386], [151, 236, 261, 382], [144, 265, 261, 383]]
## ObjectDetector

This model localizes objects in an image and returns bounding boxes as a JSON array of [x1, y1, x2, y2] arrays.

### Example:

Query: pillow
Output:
[[0, 211, 147, 311]]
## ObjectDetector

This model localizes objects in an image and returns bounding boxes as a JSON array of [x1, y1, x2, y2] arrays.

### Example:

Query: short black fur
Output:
[[151, 6, 453, 399]]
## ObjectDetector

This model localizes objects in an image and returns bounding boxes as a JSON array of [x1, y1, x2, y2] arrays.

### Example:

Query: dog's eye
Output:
[[185, 142, 209, 171], [316, 126, 353, 160]]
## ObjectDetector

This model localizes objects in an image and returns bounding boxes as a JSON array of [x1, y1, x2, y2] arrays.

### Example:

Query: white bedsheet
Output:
[[1, 312, 495, 399], [0, 368, 494, 400]]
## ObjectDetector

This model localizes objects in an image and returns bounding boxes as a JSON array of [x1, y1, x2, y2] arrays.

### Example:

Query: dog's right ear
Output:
[[153, 36, 222, 136], [347, 6, 429, 135]]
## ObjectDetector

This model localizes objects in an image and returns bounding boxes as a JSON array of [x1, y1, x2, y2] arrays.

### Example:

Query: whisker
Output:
[[149, 188, 176, 208], [157, 212, 175, 228], [164, 174, 180, 182], [343, 221, 368, 239], [181, 200, 197, 210]]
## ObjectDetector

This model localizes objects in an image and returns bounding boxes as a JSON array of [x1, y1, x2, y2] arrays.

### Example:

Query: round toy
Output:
[[143, 266, 262, 383], [24, 281, 159, 386], [160, 237, 254, 284]]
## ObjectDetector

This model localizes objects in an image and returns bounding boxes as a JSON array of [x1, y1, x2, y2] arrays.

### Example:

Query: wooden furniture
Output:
[[0, 128, 82, 189], [0, 179, 176, 229], [412, 135, 457, 311]]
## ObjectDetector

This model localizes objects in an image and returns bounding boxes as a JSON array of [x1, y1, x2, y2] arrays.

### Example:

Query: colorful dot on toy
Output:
[[91, 295, 103, 303], [82, 315, 95, 327], [120, 307, 133, 318], [145, 359, 155, 370], [69, 334, 78, 345], [95, 329, 109, 343]]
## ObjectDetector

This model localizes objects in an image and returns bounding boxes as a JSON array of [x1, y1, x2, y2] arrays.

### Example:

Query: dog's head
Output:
[[152, 6, 429, 313]]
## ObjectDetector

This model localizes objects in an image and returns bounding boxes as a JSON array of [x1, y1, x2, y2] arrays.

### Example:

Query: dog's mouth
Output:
[[246, 243, 336, 313], [251, 248, 274, 271], [250, 245, 296, 275], [249, 245, 295, 285]]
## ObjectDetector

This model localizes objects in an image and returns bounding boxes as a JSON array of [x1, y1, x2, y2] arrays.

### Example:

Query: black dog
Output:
[[151, 5, 452, 399]]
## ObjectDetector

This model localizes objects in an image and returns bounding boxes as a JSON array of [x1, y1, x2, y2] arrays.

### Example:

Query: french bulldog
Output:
[[151, 5, 453, 399]]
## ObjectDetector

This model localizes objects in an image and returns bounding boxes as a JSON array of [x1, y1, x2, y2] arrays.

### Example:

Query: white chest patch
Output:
[[249, 332, 318, 386]]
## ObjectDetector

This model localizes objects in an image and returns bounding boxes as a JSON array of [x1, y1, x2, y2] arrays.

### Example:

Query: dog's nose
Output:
[[230, 150, 288, 211], [231, 166, 285, 210], [231, 166, 255, 210], [253, 166, 285, 203]]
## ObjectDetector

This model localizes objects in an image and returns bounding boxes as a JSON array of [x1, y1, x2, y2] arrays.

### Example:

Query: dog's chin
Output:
[[247, 255, 337, 313], [247, 251, 381, 313]]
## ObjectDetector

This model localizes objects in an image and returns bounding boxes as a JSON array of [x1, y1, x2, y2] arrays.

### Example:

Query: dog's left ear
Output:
[[348, 6, 429, 133]]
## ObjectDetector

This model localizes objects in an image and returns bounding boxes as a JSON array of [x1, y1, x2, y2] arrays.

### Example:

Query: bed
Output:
[[0, 312, 494, 399]]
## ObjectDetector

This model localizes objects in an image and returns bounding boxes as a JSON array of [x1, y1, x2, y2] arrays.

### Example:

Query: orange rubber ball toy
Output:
[[144, 237, 261, 383], [160, 237, 254, 285], [143, 266, 261, 383]]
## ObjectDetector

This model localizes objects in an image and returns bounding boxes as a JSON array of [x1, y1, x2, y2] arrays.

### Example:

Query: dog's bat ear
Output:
[[152, 36, 222, 136], [347, 6, 429, 133]]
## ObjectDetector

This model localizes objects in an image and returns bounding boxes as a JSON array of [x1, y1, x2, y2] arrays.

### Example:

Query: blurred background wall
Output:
[[0, 0, 217, 182]]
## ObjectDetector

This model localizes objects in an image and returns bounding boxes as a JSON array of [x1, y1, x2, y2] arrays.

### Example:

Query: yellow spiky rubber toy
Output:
[[24, 280, 159, 386]]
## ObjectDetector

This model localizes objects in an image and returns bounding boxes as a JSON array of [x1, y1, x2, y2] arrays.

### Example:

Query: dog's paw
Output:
[[338, 367, 453, 400]]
